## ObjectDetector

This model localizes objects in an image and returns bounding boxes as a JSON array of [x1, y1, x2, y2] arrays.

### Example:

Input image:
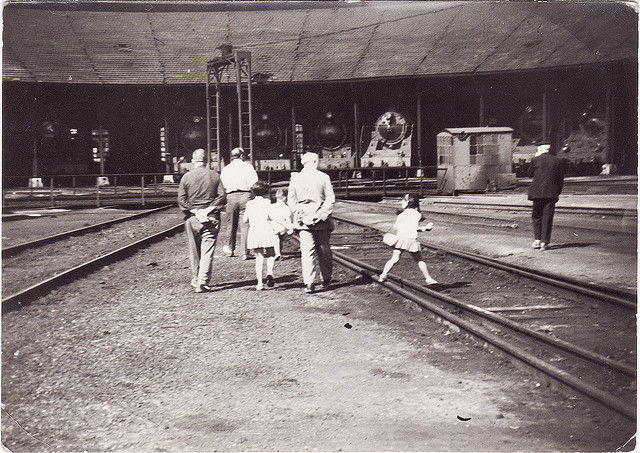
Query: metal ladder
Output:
[[206, 47, 254, 170]]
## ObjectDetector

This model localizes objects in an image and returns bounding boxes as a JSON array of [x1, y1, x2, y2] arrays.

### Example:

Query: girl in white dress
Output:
[[243, 181, 278, 290], [269, 188, 294, 259], [378, 193, 437, 285]]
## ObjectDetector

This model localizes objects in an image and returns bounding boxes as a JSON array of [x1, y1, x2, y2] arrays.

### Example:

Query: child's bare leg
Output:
[[379, 249, 402, 281], [274, 235, 282, 259], [255, 252, 265, 289], [266, 256, 275, 276], [410, 251, 437, 284]]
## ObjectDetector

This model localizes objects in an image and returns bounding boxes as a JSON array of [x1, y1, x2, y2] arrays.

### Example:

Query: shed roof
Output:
[[3, 1, 637, 85]]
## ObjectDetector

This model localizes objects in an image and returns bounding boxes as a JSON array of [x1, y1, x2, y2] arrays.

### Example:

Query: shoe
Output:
[[190, 278, 198, 288], [425, 279, 438, 286], [319, 279, 331, 290], [266, 275, 274, 287], [195, 284, 213, 293], [305, 284, 315, 294], [532, 240, 541, 249], [378, 275, 387, 283], [241, 254, 253, 261], [540, 242, 548, 251], [256, 283, 264, 291], [223, 245, 234, 257]]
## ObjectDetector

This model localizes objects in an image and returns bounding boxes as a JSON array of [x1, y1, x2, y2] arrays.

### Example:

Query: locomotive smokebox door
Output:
[[362, 111, 412, 168], [437, 127, 517, 195], [315, 112, 353, 169]]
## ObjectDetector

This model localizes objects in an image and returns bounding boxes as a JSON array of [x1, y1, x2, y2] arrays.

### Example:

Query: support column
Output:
[[353, 100, 359, 168], [542, 89, 548, 142], [291, 106, 297, 170], [605, 72, 613, 165], [416, 96, 423, 169]]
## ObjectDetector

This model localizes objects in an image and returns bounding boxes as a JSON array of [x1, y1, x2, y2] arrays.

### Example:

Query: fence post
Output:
[[72, 176, 76, 197], [382, 167, 387, 197], [154, 175, 158, 196], [267, 170, 272, 198], [345, 170, 349, 199], [113, 176, 117, 196], [141, 175, 145, 206], [50, 177, 55, 208], [419, 167, 424, 196], [96, 177, 100, 208]]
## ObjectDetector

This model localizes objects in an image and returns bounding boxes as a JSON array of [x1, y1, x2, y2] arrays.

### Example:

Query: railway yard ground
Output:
[[1, 187, 637, 452]]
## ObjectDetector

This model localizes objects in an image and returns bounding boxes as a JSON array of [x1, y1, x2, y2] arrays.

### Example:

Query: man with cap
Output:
[[527, 143, 566, 251], [220, 147, 258, 260], [288, 152, 335, 293], [178, 148, 226, 292]]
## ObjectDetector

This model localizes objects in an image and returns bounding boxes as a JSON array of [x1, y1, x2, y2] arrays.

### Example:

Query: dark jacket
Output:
[[528, 153, 566, 201], [177, 166, 227, 215]]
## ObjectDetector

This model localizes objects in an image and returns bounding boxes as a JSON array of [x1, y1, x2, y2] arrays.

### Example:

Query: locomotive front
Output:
[[361, 111, 413, 167]]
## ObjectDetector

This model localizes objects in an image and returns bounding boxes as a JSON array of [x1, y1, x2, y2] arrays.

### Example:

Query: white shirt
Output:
[[220, 158, 258, 193], [394, 208, 422, 239]]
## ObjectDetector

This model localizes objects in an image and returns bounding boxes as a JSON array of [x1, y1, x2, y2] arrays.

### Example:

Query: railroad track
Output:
[[2, 205, 174, 257], [430, 200, 637, 217], [2, 206, 184, 313], [2, 224, 184, 313], [327, 216, 637, 420], [341, 199, 637, 236], [3, 205, 635, 419]]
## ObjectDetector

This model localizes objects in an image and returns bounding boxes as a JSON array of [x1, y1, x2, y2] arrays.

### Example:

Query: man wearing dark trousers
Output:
[[220, 147, 258, 260], [528, 143, 566, 251]]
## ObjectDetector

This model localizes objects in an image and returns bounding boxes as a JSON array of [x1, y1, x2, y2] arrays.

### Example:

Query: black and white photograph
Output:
[[1, 0, 637, 451]]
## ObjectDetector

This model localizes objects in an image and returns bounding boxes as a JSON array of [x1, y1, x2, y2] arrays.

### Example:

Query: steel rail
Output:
[[2, 223, 184, 313], [2, 205, 175, 258], [333, 215, 637, 308], [340, 199, 637, 235], [431, 200, 637, 217], [329, 250, 636, 420], [335, 248, 636, 377]]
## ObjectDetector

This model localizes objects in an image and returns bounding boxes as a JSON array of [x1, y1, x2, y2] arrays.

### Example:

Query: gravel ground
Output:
[[2, 208, 182, 295], [1, 207, 636, 452]]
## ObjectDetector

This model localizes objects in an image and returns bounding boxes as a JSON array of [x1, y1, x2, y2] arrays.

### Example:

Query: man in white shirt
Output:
[[288, 152, 335, 293], [220, 147, 258, 260]]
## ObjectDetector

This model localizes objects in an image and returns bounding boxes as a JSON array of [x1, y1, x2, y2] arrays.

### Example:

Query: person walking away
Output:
[[378, 193, 437, 285], [528, 143, 566, 251], [177, 148, 227, 293], [269, 188, 294, 260], [243, 181, 278, 290], [220, 147, 258, 260], [288, 152, 335, 293]]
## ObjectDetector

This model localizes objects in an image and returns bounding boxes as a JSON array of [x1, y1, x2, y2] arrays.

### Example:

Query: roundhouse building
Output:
[[3, 1, 637, 180]]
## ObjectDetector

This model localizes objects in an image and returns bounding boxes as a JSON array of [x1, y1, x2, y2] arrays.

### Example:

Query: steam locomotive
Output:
[[512, 105, 610, 176], [252, 114, 291, 171], [313, 112, 354, 169], [249, 110, 413, 171]]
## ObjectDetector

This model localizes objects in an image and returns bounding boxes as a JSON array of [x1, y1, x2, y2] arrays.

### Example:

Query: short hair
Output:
[[231, 147, 245, 159], [404, 193, 421, 211], [275, 188, 287, 199], [301, 152, 318, 165], [192, 148, 206, 162], [251, 180, 269, 197]]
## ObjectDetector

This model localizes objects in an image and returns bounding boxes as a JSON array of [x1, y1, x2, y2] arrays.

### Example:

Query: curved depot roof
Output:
[[3, 1, 637, 85]]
